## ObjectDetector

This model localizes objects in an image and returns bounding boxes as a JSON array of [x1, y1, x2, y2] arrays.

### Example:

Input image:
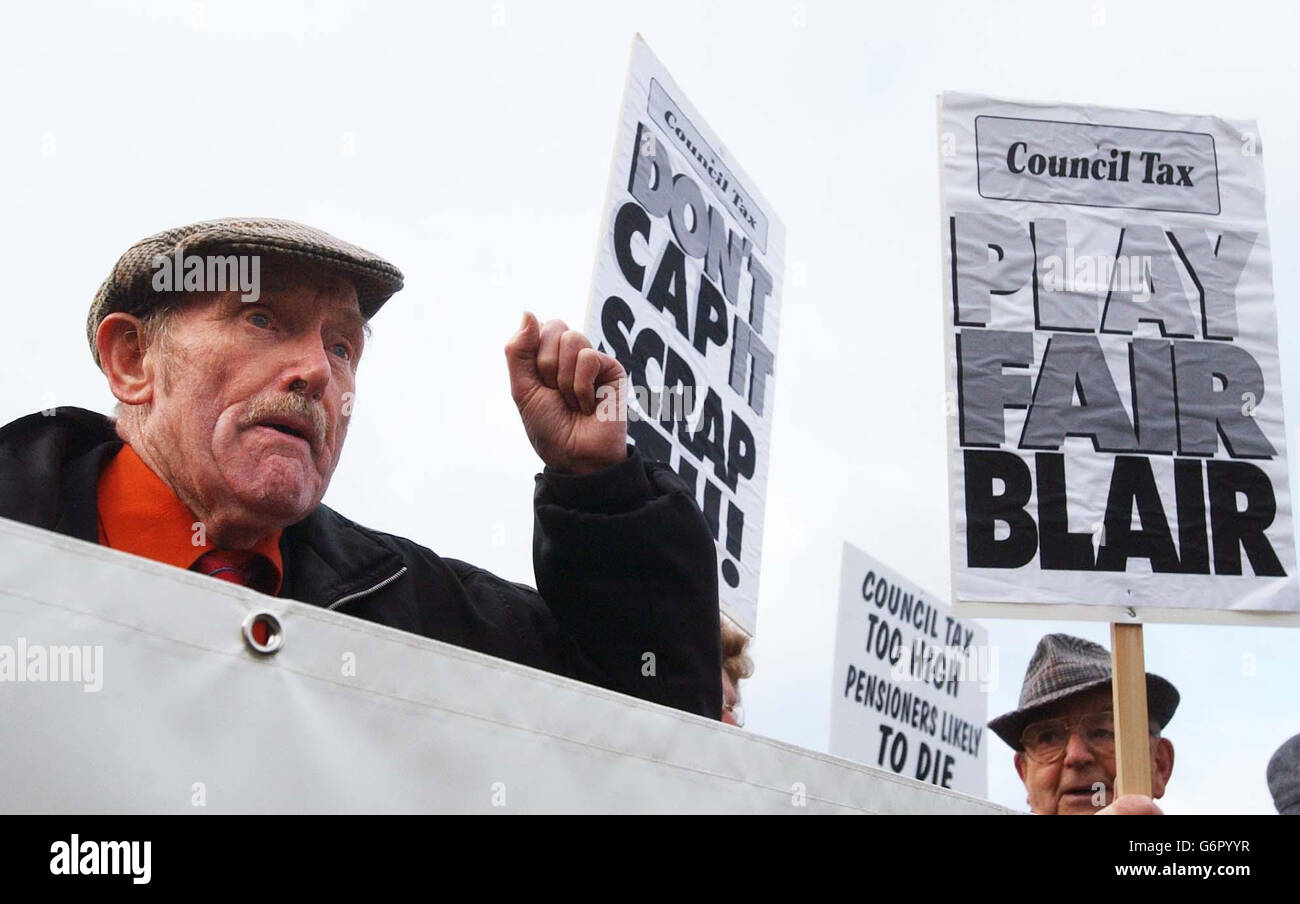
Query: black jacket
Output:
[[0, 407, 721, 718]]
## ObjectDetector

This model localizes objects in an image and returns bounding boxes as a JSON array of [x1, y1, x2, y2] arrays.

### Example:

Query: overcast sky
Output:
[[2, 0, 1297, 813]]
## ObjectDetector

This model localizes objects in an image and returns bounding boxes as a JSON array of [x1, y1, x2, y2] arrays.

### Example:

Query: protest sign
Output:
[[585, 37, 785, 635], [830, 542, 990, 797], [939, 92, 1298, 623]]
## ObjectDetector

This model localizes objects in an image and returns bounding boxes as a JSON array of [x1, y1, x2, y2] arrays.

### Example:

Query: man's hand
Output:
[[505, 312, 628, 475], [1097, 794, 1164, 815]]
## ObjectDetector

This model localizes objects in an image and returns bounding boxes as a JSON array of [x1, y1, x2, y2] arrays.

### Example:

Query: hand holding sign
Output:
[[505, 312, 628, 474], [1096, 794, 1163, 815]]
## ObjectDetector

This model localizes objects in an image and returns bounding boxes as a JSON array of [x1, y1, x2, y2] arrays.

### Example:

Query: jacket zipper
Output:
[[327, 566, 408, 611]]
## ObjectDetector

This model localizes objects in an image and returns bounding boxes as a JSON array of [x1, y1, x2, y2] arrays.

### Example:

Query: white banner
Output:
[[939, 92, 1298, 622], [0, 516, 1008, 814], [831, 542, 989, 797], [584, 36, 785, 635]]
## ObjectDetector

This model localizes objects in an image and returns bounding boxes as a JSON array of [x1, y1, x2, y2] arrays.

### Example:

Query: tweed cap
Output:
[[1266, 733, 1300, 815], [988, 633, 1180, 750], [87, 217, 404, 366]]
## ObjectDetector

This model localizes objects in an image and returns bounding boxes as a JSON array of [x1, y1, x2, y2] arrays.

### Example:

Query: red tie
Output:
[[192, 549, 278, 596]]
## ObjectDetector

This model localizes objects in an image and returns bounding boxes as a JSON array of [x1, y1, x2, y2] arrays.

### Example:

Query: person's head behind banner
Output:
[[1267, 733, 1300, 815], [990, 633, 1178, 815], [720, 618, 752, 727]]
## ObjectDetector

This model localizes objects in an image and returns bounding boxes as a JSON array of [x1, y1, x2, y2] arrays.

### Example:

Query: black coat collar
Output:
[[0, 407, 403, 608]]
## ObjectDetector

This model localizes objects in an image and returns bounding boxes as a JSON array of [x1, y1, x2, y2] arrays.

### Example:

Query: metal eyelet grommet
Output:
[[242, 610, 284, 654]]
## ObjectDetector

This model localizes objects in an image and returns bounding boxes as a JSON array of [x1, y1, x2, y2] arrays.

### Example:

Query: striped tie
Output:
[[191, 549, 277, 596]]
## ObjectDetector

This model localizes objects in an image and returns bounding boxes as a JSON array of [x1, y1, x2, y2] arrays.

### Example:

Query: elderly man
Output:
[[990, 633, 1177, 814], [0, 218, 721, 718]]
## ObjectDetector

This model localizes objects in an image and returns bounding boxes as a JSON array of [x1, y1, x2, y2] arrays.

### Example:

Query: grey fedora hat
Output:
[[988, 633, 1180, 751], [87, 217, 404, 366]]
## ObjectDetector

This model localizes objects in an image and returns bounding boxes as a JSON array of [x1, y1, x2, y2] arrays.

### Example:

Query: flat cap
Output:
[[988, 633, 1180, 750], [87, 217, 404, 366]]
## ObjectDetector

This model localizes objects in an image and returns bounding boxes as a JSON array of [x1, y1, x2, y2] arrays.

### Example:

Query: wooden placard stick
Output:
[[1110, 622, 1152, 798]]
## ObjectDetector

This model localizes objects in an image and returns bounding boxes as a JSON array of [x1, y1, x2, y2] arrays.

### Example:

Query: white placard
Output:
[[584, 36, 785, 635], [939, 92, 1298, 623], [831, 542, 990, 798], [0, 516, 1009, 814]]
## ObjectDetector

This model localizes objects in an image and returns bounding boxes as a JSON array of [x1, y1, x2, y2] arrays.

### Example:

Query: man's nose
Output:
[[1062, 728, 1095, 767], [283, 333, 332, 400]]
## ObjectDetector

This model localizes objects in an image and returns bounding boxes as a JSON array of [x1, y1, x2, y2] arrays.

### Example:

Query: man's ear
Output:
[[96, 313, 154, 406], [1014, 751, 1027, 783], [1150, 738, 1174, 799]]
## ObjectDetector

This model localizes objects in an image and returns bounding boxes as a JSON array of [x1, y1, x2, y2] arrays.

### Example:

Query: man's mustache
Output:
[[241, 394, 328, 449]]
